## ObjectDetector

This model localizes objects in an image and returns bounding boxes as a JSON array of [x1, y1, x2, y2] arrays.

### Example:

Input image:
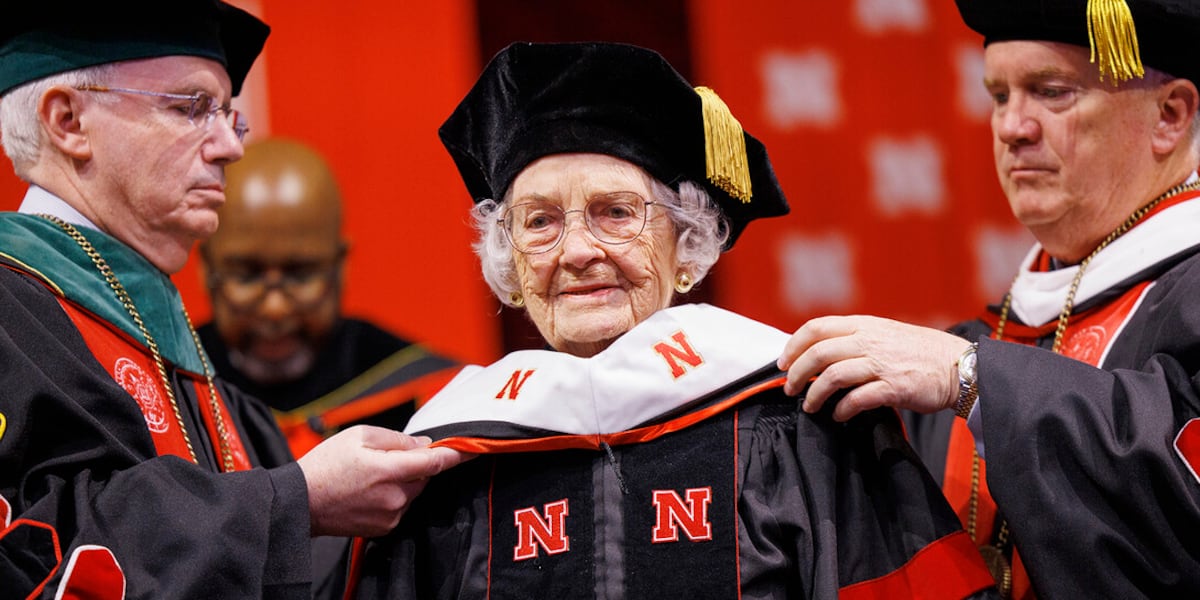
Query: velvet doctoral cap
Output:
[[956, 0, 1200, 85], [438, 41, 790, 249], [0, 0, 269, 97]]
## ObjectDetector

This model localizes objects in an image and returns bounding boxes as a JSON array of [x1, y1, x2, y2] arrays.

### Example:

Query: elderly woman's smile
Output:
[[510, 153, 678, 357]]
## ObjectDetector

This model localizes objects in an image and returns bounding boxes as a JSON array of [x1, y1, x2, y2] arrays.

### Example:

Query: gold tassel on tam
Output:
[[695, 86, 752, 203], [1087, 0, 1144, 83]]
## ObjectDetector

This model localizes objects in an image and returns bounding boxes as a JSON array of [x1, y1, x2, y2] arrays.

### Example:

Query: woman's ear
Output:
[[1152, 78, 1199, 156], [38, 86, 92, 161]]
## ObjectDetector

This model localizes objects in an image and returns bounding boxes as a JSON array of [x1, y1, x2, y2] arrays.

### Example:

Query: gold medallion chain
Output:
[[40, 215, 235, 472], [970, 179, 1200, 597]]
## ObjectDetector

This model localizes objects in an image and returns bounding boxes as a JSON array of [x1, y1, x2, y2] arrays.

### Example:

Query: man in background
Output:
[[199, 137, 460, 458]]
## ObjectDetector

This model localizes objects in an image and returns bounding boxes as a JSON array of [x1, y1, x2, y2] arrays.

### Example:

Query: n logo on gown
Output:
[[496, 369, 536, 400], [653, 331, 704, 379], [513, 499, 570, 560], [651, 488, 713, 543]]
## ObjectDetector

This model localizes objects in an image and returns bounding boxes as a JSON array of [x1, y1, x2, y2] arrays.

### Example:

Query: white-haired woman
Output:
[[351, 42, 996, 600]]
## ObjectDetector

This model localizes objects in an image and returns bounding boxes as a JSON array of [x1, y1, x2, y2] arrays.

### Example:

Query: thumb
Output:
[[357, 425, 431, 451], [387, 446, 474, 481]]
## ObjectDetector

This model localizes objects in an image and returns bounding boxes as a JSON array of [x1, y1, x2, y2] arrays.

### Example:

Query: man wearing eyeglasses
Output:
[[197, 138, 460, 457], [0, 3, 467, 598]]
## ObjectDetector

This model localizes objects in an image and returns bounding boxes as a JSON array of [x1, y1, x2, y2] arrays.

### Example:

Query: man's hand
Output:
[[298, 425, 473, 537], [777, 315, 971, 421]]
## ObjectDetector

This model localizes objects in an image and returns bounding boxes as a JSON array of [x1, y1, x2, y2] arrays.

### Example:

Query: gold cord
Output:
[[973, 179, 1200, 597], [41, 215, 235, 472], [184, 305, 236, 471]]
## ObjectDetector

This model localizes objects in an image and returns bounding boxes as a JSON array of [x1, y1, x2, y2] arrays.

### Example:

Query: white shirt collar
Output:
[[17, 185, 100, 231]]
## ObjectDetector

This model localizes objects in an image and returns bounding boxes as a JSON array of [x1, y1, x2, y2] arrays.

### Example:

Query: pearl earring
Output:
[[674, 272, 694, 294]]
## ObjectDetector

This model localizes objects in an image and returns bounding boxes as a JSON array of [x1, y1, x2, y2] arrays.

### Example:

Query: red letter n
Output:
[[653, 331, 704, 379], [513, 499, 570, 561], [651, 488, 713, 543], [496, 369, 535, 400]]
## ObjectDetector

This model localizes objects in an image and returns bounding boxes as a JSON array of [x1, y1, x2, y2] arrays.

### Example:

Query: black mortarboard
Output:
[[0, 0, 269, 97], [438, 41, 789, 249], [956, 0, 1200, 85]]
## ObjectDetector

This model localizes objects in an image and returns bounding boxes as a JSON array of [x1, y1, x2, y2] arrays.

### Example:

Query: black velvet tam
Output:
[[956, 0, 1200, 85], [0, 0, 269, 96], [438, 41, 789, 249]]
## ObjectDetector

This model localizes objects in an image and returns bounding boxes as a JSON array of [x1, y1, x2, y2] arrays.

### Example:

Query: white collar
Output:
[[405, 303, 790, 436], [17, 186, 100, 231]]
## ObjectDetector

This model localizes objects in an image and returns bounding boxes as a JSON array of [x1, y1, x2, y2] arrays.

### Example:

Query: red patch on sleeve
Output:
[[56, 545, 126, 600], [1174, 418, 1200, 485]]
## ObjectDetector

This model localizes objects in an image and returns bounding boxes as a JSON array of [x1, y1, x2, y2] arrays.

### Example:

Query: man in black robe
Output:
[[0, 3, 466, 597], [780, 1, 1200, 597]]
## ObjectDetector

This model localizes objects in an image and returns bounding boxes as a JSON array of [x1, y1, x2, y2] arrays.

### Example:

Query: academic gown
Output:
[[904, 191, 1200, 599], [351, 304, 998, 599], [0, 213, 311, 599]]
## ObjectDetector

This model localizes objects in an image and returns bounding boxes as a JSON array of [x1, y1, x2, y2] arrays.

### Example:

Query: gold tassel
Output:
[[695, 86, 752, 203], [1087, 0, 1144, 83]]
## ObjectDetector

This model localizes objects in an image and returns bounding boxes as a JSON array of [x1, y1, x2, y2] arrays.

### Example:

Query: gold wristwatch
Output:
[[954, 342, 979, 419]]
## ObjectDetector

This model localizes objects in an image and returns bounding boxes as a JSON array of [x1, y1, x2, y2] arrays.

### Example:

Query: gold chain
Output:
[[40, 215, 235, 472], [184, 304, 236, 471], [971, 178, 1200, 597]]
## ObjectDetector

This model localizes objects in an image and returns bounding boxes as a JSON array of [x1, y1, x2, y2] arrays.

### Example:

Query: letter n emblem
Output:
[[513, 499, 570, 560], [496, 369, 535, 400], [653, 331, 704, 379], [651, 488, 713, 543]]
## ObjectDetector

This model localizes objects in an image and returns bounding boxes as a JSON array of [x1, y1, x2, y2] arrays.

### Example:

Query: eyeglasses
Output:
[[207, 259, 341, 311], [499, 192, 657, 254], [75, 85, 249, 142]]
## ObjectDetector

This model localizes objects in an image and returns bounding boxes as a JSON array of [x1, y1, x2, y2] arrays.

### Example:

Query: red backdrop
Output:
[[691, 0, 1029, 330], [0, 0, 1031, 363]]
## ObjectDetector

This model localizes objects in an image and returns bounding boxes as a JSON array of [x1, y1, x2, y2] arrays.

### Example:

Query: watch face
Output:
[[958, 346, 978, 382], [963, 351, 976, 374]]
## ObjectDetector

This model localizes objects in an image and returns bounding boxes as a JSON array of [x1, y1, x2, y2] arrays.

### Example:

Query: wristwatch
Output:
[[954, 342, 979, 419]]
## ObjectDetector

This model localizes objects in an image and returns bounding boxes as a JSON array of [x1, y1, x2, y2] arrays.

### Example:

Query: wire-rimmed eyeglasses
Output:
[[499, 192, 657, 254], [75, 85, 249, 142], [206, 255, 343, 312]]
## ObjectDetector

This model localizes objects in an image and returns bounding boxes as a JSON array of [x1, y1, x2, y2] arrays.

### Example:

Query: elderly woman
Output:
[[351, 42, 994, 599]]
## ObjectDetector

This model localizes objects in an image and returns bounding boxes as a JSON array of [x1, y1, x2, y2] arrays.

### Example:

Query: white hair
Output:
[[0, 64, 117, 178], [472, 178, 729, 307]]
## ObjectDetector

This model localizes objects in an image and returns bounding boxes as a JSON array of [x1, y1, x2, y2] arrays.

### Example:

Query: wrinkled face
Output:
[[203, 176, 344, 385], [984, 40, 1161, 260], [80, 56, 244, 273], [509, 154, 679, 357]]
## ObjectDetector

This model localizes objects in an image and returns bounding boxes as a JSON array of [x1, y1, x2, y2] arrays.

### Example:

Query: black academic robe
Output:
[[0, 213, 311, 599], [904, 192, 1200, 599], [352, 304, 998, 599]]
